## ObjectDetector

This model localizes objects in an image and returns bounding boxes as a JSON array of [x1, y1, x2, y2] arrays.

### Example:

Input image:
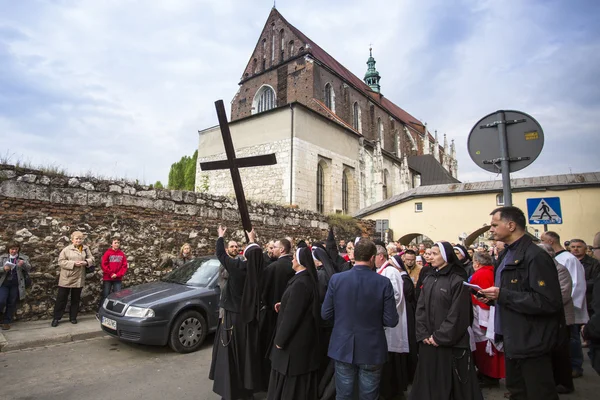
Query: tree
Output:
[[154, 181, 164, 189], [168, 151, 197, 190]]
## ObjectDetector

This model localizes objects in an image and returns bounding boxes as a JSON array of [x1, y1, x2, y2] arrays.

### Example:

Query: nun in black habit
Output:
[[409, 241, 483, 400], [209, 226, 264, 400], [267, 247, 321, 400]]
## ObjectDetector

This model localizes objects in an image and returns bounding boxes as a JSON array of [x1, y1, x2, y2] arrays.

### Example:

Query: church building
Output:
[[196, 7, 459, 214]]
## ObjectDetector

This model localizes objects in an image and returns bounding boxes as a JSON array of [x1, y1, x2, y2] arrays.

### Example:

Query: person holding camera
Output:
[[52, 231, 94, 327], [0, 242, 32, 330]]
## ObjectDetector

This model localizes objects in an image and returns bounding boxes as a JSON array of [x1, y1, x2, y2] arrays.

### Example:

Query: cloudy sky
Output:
[[2, 0, 599, 185]]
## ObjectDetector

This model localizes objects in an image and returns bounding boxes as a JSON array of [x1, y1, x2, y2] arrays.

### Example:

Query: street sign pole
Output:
[[497, 111, 513, 206]]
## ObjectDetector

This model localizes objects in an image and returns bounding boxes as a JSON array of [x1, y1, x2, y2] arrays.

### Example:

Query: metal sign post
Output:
[[468, 110, 545, 207]]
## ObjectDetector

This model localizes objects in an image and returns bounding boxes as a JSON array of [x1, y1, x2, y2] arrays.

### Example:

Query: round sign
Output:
[[468, 110, 544, 173]]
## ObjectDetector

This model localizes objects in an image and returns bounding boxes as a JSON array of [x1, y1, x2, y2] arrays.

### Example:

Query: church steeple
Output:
[[364, 47, 381, 93]]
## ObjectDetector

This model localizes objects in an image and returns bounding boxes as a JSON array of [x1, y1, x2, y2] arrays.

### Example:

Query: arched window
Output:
[[378, 118, 384, 147], [394, 132, 400, 156], [352, 102, 362, 132], [279, 29, 285, 62], [342, 171, 349, 214], [383, 169, 390, 200], [262, 39, 267, 70], [252, 58, 257, 74], [271, 24, 275, 63], [252, 85, 276, 114], [289, 40, 294, 57], [317, 164, 324, 213], [324, 83, 335, 112]]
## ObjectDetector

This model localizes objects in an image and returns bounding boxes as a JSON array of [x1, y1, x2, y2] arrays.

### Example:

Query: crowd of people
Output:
[[208, 205, 600, 400], [2, 204, 600, 399]]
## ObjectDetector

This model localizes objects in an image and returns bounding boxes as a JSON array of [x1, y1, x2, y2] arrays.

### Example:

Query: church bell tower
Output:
[[364, 47, 381, 93]]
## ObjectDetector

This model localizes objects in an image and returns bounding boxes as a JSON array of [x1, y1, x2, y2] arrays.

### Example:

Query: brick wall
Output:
[[0, 165, 372, 320]]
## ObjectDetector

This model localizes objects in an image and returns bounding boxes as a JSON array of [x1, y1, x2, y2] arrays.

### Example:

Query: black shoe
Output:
[[51, 319, 59, 327], [70, 319, 78, 324], [556, 384, 574, 394]]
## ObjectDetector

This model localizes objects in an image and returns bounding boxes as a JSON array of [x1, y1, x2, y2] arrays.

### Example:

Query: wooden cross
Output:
[[199, 100, 277, 241]]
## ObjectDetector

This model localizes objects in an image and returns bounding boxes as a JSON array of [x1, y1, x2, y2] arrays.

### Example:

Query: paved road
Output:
[[1, 335, 598, 399]]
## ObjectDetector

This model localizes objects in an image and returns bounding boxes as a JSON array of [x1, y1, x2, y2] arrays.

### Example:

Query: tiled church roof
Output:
[[276, 9, 426, 134]]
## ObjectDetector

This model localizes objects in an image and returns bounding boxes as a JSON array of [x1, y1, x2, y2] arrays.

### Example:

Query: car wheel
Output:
[[168, 310, 207, 353]]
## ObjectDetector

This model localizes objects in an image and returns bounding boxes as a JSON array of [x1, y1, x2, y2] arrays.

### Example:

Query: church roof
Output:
[[275, 9, 425, 133], [355, 171, 600, 218], [407, 155, 460, 186]]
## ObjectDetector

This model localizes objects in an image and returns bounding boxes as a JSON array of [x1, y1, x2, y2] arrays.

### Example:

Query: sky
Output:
[[1, 0, 599, 185]]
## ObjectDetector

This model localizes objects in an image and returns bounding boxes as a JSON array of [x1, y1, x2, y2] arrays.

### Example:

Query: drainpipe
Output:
[[289, 104, 294, 205]]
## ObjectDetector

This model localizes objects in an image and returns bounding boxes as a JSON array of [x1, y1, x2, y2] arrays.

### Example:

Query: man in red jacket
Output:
[[98, 238, 128, 314]]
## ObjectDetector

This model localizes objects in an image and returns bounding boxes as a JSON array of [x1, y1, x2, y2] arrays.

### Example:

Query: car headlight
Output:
[[103, 298, 109, 309], [124, 306, 155, 318]]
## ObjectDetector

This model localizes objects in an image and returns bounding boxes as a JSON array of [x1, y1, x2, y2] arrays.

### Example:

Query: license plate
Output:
[[101, 316, 117, 330]]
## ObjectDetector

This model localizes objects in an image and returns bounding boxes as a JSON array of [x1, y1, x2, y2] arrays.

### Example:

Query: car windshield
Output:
[[161, 257, 221, 287]]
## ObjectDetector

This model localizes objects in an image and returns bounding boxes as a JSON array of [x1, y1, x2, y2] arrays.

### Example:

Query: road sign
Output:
[[527, 197, 562, 225], [468, 110, 544, 206]]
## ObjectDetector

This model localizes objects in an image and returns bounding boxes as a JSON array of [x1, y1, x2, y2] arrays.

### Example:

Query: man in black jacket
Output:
[[480, 206, 562, 400], [582, 232, 600, 375]]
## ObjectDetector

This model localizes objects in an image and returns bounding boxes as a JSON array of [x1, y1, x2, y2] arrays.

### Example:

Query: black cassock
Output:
[[259, 255, 295, 384], [209, 238, 263, 400], [267, 271, 320, 400], [409, 263, 483, 400]]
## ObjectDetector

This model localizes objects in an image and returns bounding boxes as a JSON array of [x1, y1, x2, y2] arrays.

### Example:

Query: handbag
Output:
[[84, 248, 96, 274], [23, 268, 32, 288]]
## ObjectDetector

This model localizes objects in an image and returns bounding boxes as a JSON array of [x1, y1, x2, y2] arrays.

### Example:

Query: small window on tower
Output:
[[289, 40, 294, 57], [415, 202, 423, 212], [280, 29, 285, 62], [496, 193, 504, 206], [324, 83, 335, 113]]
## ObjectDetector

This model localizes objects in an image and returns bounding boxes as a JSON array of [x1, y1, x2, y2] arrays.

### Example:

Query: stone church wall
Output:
[[0, 165, 335, 321]]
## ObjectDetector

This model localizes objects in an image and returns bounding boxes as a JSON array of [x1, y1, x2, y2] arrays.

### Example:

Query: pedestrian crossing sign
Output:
[[526, 197, 562, 224]]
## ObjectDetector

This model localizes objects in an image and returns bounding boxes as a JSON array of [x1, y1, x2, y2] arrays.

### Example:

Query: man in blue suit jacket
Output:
[[321, 239, 399, 400]]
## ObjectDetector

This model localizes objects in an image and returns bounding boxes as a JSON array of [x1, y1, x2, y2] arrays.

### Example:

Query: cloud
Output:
[[1, 0, 599, 185]]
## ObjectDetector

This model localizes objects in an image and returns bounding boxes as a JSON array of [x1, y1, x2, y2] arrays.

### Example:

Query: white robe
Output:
[[377, 262, 409, 354], [556, 251, 589, 324]]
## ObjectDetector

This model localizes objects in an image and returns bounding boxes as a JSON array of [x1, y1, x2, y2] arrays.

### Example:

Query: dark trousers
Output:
[[551, 325, 574, 390], [0, 283, 19, 323], [569, 324, 584, 373], [53, 286, 82, 321], [98, 280, 122, 310], [506, 354, 559, 400]]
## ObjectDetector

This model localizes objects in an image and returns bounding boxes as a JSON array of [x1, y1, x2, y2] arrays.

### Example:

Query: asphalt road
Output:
[[1, 335, 599, 400]]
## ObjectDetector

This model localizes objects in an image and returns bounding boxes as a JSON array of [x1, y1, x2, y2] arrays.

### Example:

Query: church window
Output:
[[317, 164, 324, 213], [252, 85, 276, 114], [382, 169, 390, 200], [324, 83, 335, 112], [252, 58, 257, 74], [262, 39, 267, 70], [288, 40, 294, 57], [271, 26, 275, 63], [378, 118, 384, 148], [394, 132, 400, 156], [280, 29, 285, 62], [342, 171, 349, 214], [352, 102, 362, 133]]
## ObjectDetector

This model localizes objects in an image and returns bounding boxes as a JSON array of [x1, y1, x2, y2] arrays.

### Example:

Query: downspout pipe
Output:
[[289, 104, 294, 205]]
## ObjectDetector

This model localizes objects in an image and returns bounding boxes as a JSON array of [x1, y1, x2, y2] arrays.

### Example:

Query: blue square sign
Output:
[[526, 197, 562, 225]]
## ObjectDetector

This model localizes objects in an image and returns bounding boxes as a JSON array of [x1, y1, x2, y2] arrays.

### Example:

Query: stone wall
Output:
[[0, 164, 371, 321]]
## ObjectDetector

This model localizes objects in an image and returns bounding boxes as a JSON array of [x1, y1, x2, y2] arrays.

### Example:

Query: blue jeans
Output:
[[0, 283, 20, 323], [569, 324, 583, 373], [99, 280, 122, 310], [335, 361, 382, 400]]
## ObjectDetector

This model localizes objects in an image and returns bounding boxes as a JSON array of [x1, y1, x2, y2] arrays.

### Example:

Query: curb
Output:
[[0, 329, 107, 352]]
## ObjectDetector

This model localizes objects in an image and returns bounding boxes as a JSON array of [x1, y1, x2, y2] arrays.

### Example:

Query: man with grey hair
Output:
[[541, 230, 588, 378], [570, 238, 600, 317], [386, 243, 398, 258], [538, 242, 575, 393]]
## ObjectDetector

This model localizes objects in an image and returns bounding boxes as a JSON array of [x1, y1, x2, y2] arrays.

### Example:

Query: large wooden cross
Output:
[[199, 100, 277, 241]]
